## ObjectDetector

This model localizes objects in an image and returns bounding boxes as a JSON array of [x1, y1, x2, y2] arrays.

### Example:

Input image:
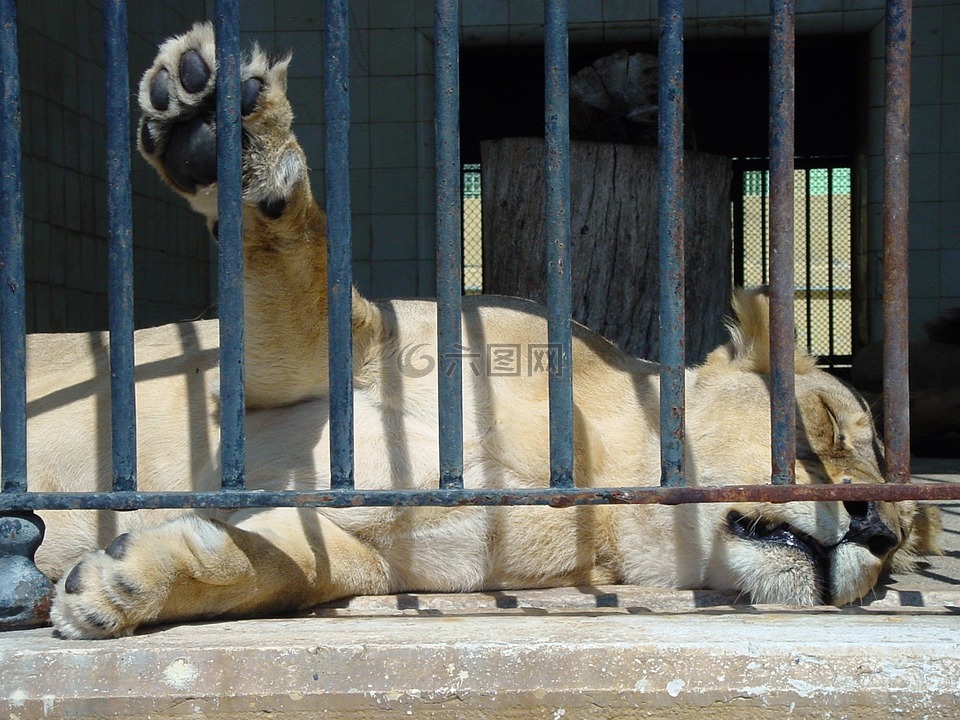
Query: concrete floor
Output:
[[2, 460, 959, 719]]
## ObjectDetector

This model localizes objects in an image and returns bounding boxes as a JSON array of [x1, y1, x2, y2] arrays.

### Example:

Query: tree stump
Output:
[[481, 138, 731, 364]]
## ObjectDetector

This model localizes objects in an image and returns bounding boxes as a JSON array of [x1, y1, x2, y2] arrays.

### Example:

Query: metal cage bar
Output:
[[104, 0, 138, 492], [882, 0, 912, 483], [657, 0, 686, 488], [324, 0, 356, 490], [214, 0, 246, 490], [767, 0, 797, 485], [544, 0, 575, 489], [0, 0, 27, 493], [435, 0, 465, 490], [0, 1, 946, 516]]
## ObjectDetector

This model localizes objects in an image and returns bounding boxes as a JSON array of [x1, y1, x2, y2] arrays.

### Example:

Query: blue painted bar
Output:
[[657, 0, 686, 488], [881, 0, 912, 483], [214, 0, 246, 490], [324, 0, 355, 489], [103, 0, 137, 492], [544, 0, 574, 489], [767, 0, 797, 485], [435, 0, 464, 490], [0, 0, 27, 493]]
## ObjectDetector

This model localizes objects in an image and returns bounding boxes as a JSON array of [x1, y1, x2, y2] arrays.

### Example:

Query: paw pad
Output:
[[178, 49, 211, 94], [149, 68, 170, 111]]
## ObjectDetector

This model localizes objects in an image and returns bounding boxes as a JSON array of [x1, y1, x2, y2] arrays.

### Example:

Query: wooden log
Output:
[[481, 137, 732, 364]]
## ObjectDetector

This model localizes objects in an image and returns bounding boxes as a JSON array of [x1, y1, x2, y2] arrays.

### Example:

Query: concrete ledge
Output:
[[3, 587, 960, 719]]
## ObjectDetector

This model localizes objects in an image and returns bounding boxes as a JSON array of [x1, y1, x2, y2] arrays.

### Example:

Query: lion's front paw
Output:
[[50, 517, 250, 639], [50, 533, 170, 639], [137, 22, 306, 221]]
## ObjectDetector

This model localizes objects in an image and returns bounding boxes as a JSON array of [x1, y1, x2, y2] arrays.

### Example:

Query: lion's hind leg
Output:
[[50, 510, 389, 639]]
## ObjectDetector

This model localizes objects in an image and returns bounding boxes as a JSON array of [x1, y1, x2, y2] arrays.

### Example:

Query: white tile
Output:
[[368, 0, 416, 30], [908, 250, 941, 298], [372, 214, 418, 260], [370, 259, 419, 297], [369, 29, 417, 76], [910, 153, 941, 203], [352, 259, 373, 295], [912, 4, 944, 57], [509, 0, 543, 25], [369, 76, 417, 122], [912, 55, 943, 107], [603, 0, 653, 23], [568, 0, 603, 24], [699, 0, 745, 18], [941, 152, 960, 202], [910, 105, 941, 154], [909, 202, 941, 250], [841, 8, 883, 34], [940, 250, 960, 296], [797, 0, 843, 12], [370, 122, 418, 168], [371, 168, 418, 214], [286, 77, 325, 123], [417, 258, 437, 296], [941, 202, 960, 248], [796, 12, 843, 36], [463, 0, 510, 27], [240, 0, 276, 32], [274, 31, 325, 77]]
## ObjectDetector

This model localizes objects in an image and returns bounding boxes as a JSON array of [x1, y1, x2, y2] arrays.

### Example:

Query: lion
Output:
[[15, 24, 938, 639]]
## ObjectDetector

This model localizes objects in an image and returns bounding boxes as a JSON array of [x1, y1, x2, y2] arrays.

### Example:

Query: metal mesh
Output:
[[462, 163, 483, 294], [737, 164, 853, 365]]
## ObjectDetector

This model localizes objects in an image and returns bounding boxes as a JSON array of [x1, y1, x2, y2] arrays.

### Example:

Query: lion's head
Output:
[[686, 289, 942, 606]]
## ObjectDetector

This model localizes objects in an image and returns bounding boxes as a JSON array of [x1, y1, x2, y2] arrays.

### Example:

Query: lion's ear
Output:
[[726, 288, 817, 375]]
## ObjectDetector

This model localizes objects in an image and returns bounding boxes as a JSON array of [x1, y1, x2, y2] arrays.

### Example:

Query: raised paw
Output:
[[137, 22, 307, 222], [49, 517, 251, 640]]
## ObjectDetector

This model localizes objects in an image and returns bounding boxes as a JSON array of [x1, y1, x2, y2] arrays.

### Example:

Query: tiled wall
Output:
[[863, 1, 960, 340], [18, 0, 213, 332], [13, 1, 958, 337], [219, 0, 958, 342]]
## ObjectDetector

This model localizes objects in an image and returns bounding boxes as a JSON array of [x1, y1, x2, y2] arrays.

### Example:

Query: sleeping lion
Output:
[[20, 24, 940, 639]]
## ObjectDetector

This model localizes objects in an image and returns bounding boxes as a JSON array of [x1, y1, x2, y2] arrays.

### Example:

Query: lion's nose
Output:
[[842, 501, 899, 556]]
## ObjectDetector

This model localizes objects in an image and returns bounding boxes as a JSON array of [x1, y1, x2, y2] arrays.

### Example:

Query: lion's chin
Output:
[[723, 513, 884, 606]]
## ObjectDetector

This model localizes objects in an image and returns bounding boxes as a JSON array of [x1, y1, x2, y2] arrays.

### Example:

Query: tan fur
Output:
[[21, 26, 940, 639]]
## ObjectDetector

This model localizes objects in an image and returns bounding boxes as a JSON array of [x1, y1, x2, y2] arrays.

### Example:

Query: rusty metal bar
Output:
[[767, 0, 797, 485], [882, 0, 912, 484], [658, 0, 686, 488], [1, 481, 958, 512]]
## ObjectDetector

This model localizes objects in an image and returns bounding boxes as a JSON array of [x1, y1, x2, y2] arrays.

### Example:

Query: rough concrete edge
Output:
[[3, 613, 960, 719]]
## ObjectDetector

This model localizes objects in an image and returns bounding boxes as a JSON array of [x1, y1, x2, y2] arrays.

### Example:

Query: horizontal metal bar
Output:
[[2, 482, 958, 512]]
